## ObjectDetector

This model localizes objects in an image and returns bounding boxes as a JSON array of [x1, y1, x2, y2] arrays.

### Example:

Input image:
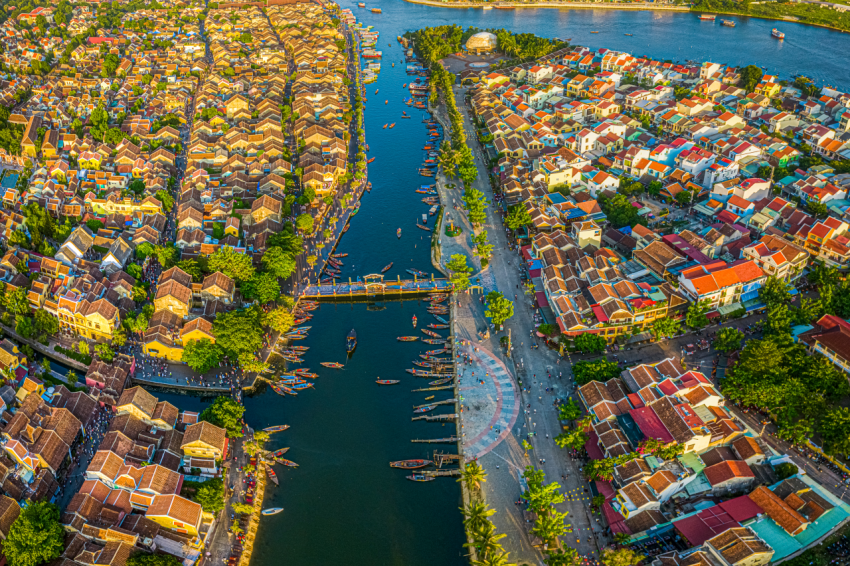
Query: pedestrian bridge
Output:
[[301, 275, 452, 300]]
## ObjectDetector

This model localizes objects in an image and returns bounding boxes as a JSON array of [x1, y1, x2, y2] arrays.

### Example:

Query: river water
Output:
[[199, 2, 850, 564]]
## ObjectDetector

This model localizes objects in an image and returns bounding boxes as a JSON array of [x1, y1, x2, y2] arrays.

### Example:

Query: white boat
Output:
[[262, 507, 284, 516]]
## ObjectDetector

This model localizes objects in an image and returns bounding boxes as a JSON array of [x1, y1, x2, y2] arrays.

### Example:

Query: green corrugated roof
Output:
[[678, 452, 706, 474], [684, 472, 711, 496], [749, 518, 802, 561]]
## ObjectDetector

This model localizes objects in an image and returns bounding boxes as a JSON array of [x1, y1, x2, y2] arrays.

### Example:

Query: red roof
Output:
[[674, 505, 739, 546], [535, 291, 549, 308], [629, 407, 675, 443], [592, 304, 609, 323], [719, 495, 763, 522], [585, 430, 605, 460]]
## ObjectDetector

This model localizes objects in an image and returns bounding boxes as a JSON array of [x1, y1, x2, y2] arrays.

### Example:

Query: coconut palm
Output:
[[460, 501, 496, 531], [473, 551, 514, 566], [532, 510, 569, 546], [458, 460, 487, 491], [545, 547, 582, 566], [465, 522, 505, 559]]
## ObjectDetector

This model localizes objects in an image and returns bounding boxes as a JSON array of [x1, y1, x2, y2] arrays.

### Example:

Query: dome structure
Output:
[[465, 31, 497, 54]]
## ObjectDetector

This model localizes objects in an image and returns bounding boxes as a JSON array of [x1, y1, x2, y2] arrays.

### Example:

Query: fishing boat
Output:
[[422, 329, 441, 338], [381, 262, 393, 273], [390, 459, 431, 469], [270, 383, 287, 397], [414, 405, 437, 414], [263, 425, 290, 433], [397, 228, 402, 238], [277, 458, 299, 467], [357, 2, 365, 6], [290, 383, 314, 390], [389, 123, 396, 128], [371, 7, 381, 12], [425, 395, 435, 401], [367, 157, 375, 163], [624, 33, 633, 36], [721, 19, 735, 27], [425, 349, 447, 355], [376, 379, 400, 385], [434, 315, 449, 324], [590, 31, 600, 34], [428, 324, 449, 329], [295, 372, 318, 379], [385, 100, 388, 104], [346, 329, 357, 354], [293, 367, 312, 373], [422, 339, 447, 345], [320, 362, 344, 368], [291, 346, 309, 352], [407, 474, 435, 482], [412, 315, 417, 328], [416, 224, 431, 232], [262, 508, 284, 516], [398, 336, 419, 342], [375, 89, 379, 94], [265, 465, 279, 485], [331, 253, 348, 258], [698, 14, 716, 20], [429, 377, 454, 386], [271, 447, 290, 457], [383, 124, 387, 129], [771, 28, 785, 39], [407, 269, 428, 278]]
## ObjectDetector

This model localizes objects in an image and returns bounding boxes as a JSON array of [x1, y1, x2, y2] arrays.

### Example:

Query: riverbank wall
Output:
[[239, 465, 268, 566]]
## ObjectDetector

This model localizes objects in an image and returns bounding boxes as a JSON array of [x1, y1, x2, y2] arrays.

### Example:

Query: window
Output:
[[686, 444, 694, 451]]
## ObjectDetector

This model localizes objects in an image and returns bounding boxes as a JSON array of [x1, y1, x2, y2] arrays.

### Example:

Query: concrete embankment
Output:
[[403, 0, 688, 12]]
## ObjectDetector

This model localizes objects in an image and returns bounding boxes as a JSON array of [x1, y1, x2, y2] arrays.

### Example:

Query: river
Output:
[[173, 2, 850, 564]]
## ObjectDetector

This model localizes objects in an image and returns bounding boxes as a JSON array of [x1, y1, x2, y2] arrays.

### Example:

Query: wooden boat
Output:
[[371, 7, 381, 12], [397, 228, 402, 238], [295, 372, 318, 379], [270, 447, 290, 457], [420, 354, 450, 361], [398, 336, 419, 342], [425, 395, 435, 400], [590, 31, 600, 33], [293, 367, 312, 373], [377, 379, 400, 385], [276, 458, 299, 467], [385, 100, 388, 104], [290, 383, 314, 390], [421, 329, 441, 338], [412, 315, 417, 327], [428, 324, 449, 329], [367, 157, 375, 163], [425, 349, 447, 355], [407, 474, 435, 482], [434, 316, 449, 324], [263, 425, 290, 433], [331, 253, 348, 258], [279, 378, 306, 385], [429, 377, 453, 386], [262, 508, 284, 516], [320, 362, 344, 368], [407, 269, 428, 278], [346, 329, 357, 354], [413, 405, 437, 414], [381, 262, 393, 273], [416, 224, 431, 232], [721, 19, 735, 27], [422, 339, 447, 344], [375, 89, 379, 94], [389, 123, 395, 128], [383, 124, 388, 129], [270, 383, 287, 397], [390, 459, 431, 469], [280, 355, 303, 363], [265, 465, 279, 485]]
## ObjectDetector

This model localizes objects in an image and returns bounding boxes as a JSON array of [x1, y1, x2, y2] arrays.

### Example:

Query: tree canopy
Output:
[[4, 501, 64, 566], [212, 307, 264, 357], [209, 246, 255, 282], [182, 339, 223, 374], [200, 396, 245, 438]]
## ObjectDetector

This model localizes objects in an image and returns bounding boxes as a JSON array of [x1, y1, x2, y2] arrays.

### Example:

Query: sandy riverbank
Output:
[[402, 0, 688, 11]]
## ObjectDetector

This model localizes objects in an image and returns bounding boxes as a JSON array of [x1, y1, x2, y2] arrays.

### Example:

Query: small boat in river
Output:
[[416, 224, 430, 232], [389, 123, 396, 128], [263, 425, 290, 433], [412, 315, 417, 328], [265, 465, 279, 485], [271, 447, 290, 457], [406, 474, 435, 482], [425, 349, 447, 355], [277, 458, 299, 467], [425, 395, 435, 400], [390, 459, 431, 469], [290, 383, 314, 390], [321, 362, 344, 368], [428, 324, 449, 329], [332, 253, 348, 258], [413, 405, 437, 413], [429, 377, 453, 386], [381, 262, 393, 273], [397, 228, 402, 238], [346, 329, 357, 353], [398, 336, 419, 342], [262, 508, 284, 516], [434, 315, 449, 324], [407, 269, 428, 278], [421, 329, 441, 338], [422, 338, 447, 345], [377, 379, 400, 385]]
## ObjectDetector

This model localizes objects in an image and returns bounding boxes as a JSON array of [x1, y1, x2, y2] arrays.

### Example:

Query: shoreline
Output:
[[399, 0, 850, 35]]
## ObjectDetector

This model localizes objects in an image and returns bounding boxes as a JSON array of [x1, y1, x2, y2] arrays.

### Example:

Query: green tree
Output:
[[155, 190, 174, 212], [263, 306, 295, 334], [601, 547, 645, 566], [295, 213, 314, 234], [4, 501, 64, 566], [774, 462, 797, 480], [471, 231, 493, 261], [460, 501, 496, 532], [714, 327, 744, 353], [191, 477, 225, 513], [94, 343, 114, 363], [3, 287, 30, 316], [558, 399, 582, 422], [554, 427, 588, 451], [546, 548, 583, 566], [200, 396, 246, 438], [505, 204, 532, 230], [485, 291, 514, 329], [600, 193, 644, 229], [231, 503, 254, 515], [572, 359, 621, 386], [153, 245, 177, 269], [686, 299, 712, 330], [238, 352, 269, 374], [458, 460, 487, 491], [176, 259, 204, 283], [532, 509, 570, 546], [573, 333, 606, 353], [126, 553, 182, 566], [807, 199, 829, 218], [212, 306, 264, 357], [760, 276, 792, 309], [819, 407, 850, 456], [261, 247, 296, 279], [446, 254, 472, 292], [739, 65, 763, 93], [651, 317, 681, 341], [241, 272, 281, 304], [209, 246, 255, 282], [182, 339, 223, 373]]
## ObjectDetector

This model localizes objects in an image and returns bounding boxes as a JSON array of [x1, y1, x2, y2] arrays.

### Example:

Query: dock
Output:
[[301, 275, 452, 300], [413, 399, 456, 409], [412, 413, 458, 421], [421, 469, 461, 477], [412, 385, 454, 392], [433, 452, 460, 467], [412, 437, 459, 444]]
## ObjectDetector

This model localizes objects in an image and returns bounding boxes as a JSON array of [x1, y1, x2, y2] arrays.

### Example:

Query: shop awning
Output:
[[744, 299, 766, 312], [706, 311, 720, 319], [717, 302, 742, 315]]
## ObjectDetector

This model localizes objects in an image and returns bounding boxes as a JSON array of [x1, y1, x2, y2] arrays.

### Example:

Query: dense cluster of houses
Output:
[[576, 356, 850, 563], [465, 45, 850, 349]]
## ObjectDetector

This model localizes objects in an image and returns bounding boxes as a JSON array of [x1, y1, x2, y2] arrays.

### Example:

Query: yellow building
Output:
[[15, 376, 44, 403], [52, 293, 120, 342], [181, 421, 228, 461], [146, 494, 203, 537]]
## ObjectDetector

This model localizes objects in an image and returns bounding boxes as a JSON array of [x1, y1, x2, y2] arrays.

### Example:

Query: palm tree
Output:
[[473, 551, 514, 566], [545, 548, 582, 566], [458, 460, 487, 491], [614, 532, 632, 546], [460, 501, 496, 531], [66, 370, 77, 384], [465, 522, 505, 559], [532, 511, 568, 546]]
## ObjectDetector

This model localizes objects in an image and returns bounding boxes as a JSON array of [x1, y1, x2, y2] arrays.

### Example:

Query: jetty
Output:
[[412, 437, 460, 444], [421, 469, 461, 477], [433, 452, 460, 467], [412, 413, 458, 421], [413, 399, 456, 409], [412, 385, 454, 392]]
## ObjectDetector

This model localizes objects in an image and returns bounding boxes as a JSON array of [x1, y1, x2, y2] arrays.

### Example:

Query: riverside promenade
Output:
[[431, 88, 607, 563], [403, 0, 689, 11]]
